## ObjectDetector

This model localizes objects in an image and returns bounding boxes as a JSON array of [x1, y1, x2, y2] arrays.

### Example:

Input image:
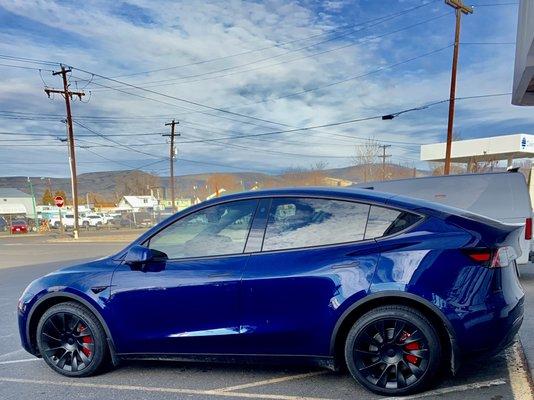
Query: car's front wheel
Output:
[[36, 302, 108, 377], [344, 305, 442, 396]]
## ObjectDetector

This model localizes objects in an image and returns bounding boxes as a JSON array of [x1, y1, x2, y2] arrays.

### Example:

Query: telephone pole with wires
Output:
[[443, 0, 473, 175], [163, 120, 179, 212], [44, 65, 85, 239], [378, 144, 391, 181]]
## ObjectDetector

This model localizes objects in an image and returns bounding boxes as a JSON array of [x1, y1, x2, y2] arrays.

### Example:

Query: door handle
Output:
[[331, 261, 359, 270]]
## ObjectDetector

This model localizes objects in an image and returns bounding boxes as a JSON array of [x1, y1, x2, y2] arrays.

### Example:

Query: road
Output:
[[0, 235, 531, 400]]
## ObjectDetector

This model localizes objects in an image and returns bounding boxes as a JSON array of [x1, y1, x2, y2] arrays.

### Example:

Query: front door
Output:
[[108, 199, 258, 355]]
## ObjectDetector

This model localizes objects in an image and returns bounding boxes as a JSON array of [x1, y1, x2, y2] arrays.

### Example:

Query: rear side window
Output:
[[365, 205, 422, 239], [263, 198, 369, 251]]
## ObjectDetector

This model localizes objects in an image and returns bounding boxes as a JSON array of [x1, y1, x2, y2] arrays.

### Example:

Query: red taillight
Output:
[[466, 250, 492, 263], [464, 247, 517, 268], [525, 217, 532, 240]]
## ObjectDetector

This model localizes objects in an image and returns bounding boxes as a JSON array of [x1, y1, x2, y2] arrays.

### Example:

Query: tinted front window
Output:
[[148, 199, 257, 259], [263, 198, 369, 251], [365, 205, 422, 239]]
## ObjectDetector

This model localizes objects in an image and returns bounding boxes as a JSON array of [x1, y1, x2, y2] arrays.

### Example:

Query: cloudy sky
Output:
[[0, 0, 531, 178]]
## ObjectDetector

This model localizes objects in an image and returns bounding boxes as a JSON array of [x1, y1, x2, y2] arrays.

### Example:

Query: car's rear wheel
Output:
[[36, 302, 108, 377], [344, 305, 442, 396]]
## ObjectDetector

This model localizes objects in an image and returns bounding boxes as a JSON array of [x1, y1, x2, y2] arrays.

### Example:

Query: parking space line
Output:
[[507, 342, 534, 400], [0, 377, 333, 400], [0, 358, 39, 365], [384, 379, 507, 400], [0, 349, 24, 360], [213, 371, 327, 392]]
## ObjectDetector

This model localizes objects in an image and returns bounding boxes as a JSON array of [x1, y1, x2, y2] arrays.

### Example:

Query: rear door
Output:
[[240, 197, 381, 356]]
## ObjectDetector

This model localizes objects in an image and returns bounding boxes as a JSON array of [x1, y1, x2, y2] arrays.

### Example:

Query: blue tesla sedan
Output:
[[17, 188, 524, 396]]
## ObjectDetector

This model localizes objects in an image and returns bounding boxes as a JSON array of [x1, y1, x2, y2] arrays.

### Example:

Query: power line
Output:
[[174, 92, 512, 145], [0, 54, 58, 66], [72, 67, 292, 127], [239, 44, 453, 106], [69, 43, 453, 133], [73, 120, 162, 159], [93, 8, 450, 91], [103, 0, 439, 80], [0, 63, 55, 72]]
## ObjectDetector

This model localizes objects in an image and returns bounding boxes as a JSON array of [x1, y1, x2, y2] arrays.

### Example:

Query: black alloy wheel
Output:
[[37, 302, 108, 377], [345, 305, 441, 395], [40, 312, 94, 372]]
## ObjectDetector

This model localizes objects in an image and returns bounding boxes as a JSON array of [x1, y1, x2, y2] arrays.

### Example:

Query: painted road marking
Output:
[[214, 371, 327, 392], [385, 379, 507, 399], [507, 342, 534, 400], [0, 377, 333, 400], [0, 349, 24, 360], [0, 358, 39, 365]]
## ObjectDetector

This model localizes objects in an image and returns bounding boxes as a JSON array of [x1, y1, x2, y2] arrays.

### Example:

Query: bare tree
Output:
[[352, 139, 381, 182], [309, 161, 328, 185], [207, 174, 241, 196], [115, 171, 161, 197]]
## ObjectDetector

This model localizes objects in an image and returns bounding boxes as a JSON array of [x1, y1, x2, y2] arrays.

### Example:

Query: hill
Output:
[[0, 163, 425, 204]]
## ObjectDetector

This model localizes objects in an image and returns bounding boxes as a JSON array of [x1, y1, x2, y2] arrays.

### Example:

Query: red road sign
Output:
[[54, 196, 64, 208]]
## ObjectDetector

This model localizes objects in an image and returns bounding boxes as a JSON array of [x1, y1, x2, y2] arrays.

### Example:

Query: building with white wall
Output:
[[420, 133, 534, 166], [0, 188, 35, 218], [513, 0, 534, 105]]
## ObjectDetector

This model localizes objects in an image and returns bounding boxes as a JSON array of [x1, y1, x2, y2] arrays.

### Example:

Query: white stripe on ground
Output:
[[384, 379, 507, 400], [0, 377, 332, 400], [0, 358, 39, 365], [214, 371, 327, 392], [507, 342, 534, 400], [0, 349, 24, 359]]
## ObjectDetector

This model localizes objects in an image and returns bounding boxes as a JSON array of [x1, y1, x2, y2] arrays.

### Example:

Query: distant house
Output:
[[323, 177, 354, 187], [117, 195, 159, 212], [206, 188, 227, 200], [160, 198, 194, 211], [0, 188, 35, 218]]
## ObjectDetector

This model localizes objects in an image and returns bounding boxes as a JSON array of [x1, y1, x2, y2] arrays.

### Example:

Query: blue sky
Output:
[[0, 0, 530, 178]]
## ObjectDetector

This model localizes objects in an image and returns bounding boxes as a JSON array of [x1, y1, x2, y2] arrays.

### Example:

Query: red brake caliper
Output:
[[399, 331, 420, 365], [78, 324, 92, 357]]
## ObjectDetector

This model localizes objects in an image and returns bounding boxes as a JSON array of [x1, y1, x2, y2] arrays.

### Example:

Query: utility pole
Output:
[[444, 0, 473, 175], [27, 177, 38, 231], [163, 120, 179, 212], [378, 144, 391, 181], [44, 65, 85, 239]]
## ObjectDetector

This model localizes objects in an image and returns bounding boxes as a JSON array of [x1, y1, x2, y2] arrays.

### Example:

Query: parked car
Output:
[[354, 171, 533, 264], [11, 219, 28, 234], [83, 214, 105, 228], [50, 213, 88, 229], [17, 188, 524, 396], [108, 215, 134, 229]]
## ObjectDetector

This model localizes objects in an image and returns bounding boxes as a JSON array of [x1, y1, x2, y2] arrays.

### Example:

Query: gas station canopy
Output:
[[420, 133, 534, 163], [513, 0, 534, 106]]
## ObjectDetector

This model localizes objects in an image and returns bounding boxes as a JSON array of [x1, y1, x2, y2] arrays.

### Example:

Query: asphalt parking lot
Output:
[[0, 235, 532, 400]]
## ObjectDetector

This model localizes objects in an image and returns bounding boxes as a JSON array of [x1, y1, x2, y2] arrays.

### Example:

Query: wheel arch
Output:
[[26, 292, 118, 363], [330, 291, 459, 374]]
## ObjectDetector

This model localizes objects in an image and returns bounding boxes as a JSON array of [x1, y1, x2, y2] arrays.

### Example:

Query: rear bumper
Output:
[[455, 289, 524, 356]]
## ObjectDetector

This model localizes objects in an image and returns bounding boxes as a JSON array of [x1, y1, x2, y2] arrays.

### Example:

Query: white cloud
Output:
[[0, 0, 531, 177]]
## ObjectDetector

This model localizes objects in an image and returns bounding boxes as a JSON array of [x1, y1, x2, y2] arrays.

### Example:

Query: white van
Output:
[[354, 171, 533, 265]]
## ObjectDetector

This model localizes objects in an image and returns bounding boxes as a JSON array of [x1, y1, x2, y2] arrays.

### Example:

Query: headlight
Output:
[[18, 285, 35, 313]]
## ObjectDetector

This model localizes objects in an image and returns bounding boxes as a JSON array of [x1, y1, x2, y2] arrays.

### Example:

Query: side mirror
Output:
[[124, 245, 153, 265], [124, 245, 168, 272]]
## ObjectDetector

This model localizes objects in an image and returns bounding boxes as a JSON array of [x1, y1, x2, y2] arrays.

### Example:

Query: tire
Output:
[[36, 301, 108, 377], [344, 305, 442, 396]]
